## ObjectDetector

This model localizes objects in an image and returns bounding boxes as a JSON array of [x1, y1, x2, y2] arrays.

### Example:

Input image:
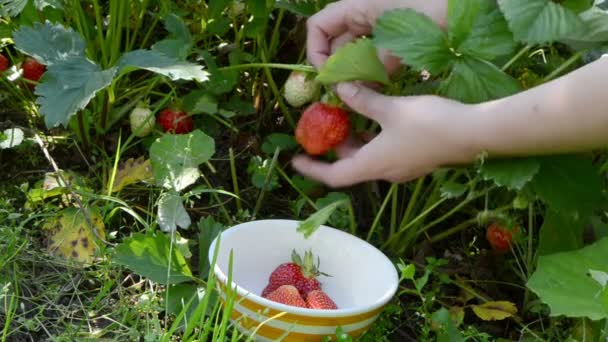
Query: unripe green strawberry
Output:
[[283, 71, 320, 108], [129, 104, 154, 137]]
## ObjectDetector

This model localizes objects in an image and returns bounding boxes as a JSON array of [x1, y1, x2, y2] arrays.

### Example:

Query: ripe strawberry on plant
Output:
[[157, 106, 193, 134], [295, 102, 350, 156], [265, 249, 327, 297], [305, 289, 338, 310], [129, 102, 154, 137], [0, 54, 8, 72], [283, 71, 320, 107], [486, 222, 518, 253], [22, 57, 46, 82], [265, 285, 308, 308]]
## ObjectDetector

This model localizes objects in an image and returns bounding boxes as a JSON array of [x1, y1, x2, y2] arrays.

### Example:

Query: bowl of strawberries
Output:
[[208, 219, 399, 342]]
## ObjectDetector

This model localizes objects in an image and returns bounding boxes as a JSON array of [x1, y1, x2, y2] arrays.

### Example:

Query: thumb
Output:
[[336, 82, 392, 124]]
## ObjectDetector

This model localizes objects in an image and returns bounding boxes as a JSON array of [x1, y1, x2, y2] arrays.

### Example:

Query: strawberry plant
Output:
[[3, 0, 608, 341]]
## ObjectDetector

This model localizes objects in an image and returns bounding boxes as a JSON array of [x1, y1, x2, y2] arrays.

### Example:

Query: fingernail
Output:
[[337, 82, 359, 98]]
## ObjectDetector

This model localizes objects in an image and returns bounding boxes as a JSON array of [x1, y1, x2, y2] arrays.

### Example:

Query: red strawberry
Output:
[[261, 283, 280, 297], [0, 54, 8, 72], [265, 285, 308, 308], [157, 107, 193, 134], [305, 289, 338, 310], [486, 222, 518, 253], [266, 249, 326, 296], [295, 102, 350, 156], [22, 57, 46, 82]]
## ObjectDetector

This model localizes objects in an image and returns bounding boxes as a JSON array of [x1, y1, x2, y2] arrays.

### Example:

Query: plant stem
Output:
[[228, 148, 242, 212], [543, 50, 586, 82], [252, 147, 281, 218], [502, 44, 532, 71], [367, 184, 397, 241], [218, 63, 316, 73]]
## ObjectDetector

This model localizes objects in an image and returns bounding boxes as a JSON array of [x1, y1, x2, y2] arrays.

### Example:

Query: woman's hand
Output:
[[291, 83, 481, 187], [306, 0, 448, 72]]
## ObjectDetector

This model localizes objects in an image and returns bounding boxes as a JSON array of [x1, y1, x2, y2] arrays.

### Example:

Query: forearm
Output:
[[471, 57, 608, 158]]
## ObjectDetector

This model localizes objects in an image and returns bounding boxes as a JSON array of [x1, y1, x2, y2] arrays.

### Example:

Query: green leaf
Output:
[[113, 232, 193, 285], [275, 0, 335, 16], [118, 50, 209, 82], [247, 156, 279, 191], [497, 0, 585, 44], [198, 217, 224, 277], [182, 90, 218, 115], [440, 57, 520, 103], [244, 0, 272, 38], [538, 210, 584, 256], [150, 130, 216, 191], [562, 6, 608, 46], [527, 237, 608, 320], [440, 181, 467, 199], [374, 9, 453, 74], [152, 13, 193, 60], [13, 21, 86, 65], [315, 192, 351, 229], [449, 0, 516, 60], [261, 133, 298, 155], [1, 0, 28, 16], [297, 198, 349, 238], [479, 158, 540, 190], [165, 283, 205, 316], [157, 192, 191, 233], [561, 0, 594, 13], [316, 38, 389, 85], [531, 155, 602, 216], [35, 57, 117, 128], [201, 50, 238, 95]]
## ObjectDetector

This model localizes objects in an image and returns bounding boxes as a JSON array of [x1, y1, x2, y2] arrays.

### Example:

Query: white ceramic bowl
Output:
[[208, 219, 399, 342]]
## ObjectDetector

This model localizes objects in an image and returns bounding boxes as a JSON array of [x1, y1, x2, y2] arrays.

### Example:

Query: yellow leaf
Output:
[[449, 306, 465, 326], [471, 301, 517, 321], [43, 207, 106, 264], [111, 157, 153, 193]]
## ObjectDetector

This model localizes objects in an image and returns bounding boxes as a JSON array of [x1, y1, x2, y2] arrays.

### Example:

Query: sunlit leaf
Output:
[[157, 192, 191, 233], [149, 130, 215, 191], [118, 50, 209, 83], [527, 237, 608, 320], [471, 301, 518, 321], [35, 56, 117, 128], [316, 39, 389, 85], [13, 21, 86, 65], [113, 232, 193, 285], [111, 157, 153, 193], [43, 207, 106, 264]]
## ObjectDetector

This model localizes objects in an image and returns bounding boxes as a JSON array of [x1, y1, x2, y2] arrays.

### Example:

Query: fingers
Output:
[[306, 1, 372, 68], [292, 154, 374, 188], [335, 83, 394, 124]]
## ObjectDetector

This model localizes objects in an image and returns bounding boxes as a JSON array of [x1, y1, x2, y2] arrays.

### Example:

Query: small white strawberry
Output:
[[283, 71, 320, 108], [129, 103, 154, 137]]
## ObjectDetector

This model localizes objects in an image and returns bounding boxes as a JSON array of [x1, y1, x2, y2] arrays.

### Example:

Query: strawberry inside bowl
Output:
[[208, 219, 399, 342]]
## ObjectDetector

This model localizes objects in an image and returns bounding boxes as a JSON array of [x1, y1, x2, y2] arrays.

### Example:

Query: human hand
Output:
[[291, 83, 480, 187], [306, 0, 448, 71]]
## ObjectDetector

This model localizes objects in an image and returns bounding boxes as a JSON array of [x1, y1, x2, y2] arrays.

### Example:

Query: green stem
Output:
[[259, 48, 296, 128], [501, 44, 532, 71], [382, 197, 448, 250], [543, 50, 586, 82], [218, 63, 316, 73], [418, 191, 484, 236], [253, 147, 281, 218], [276, 165, 317, 209], [228, 148, 242, 212], [77, 111, 89, 150], [268, 9, 285, 58], [398, 177, 425, 231], [367, 184, 397, 241], [92, 0, 108, 66]]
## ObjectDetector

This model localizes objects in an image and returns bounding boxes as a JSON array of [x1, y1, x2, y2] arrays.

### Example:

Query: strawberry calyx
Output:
[[291, 249, 329, 279]]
